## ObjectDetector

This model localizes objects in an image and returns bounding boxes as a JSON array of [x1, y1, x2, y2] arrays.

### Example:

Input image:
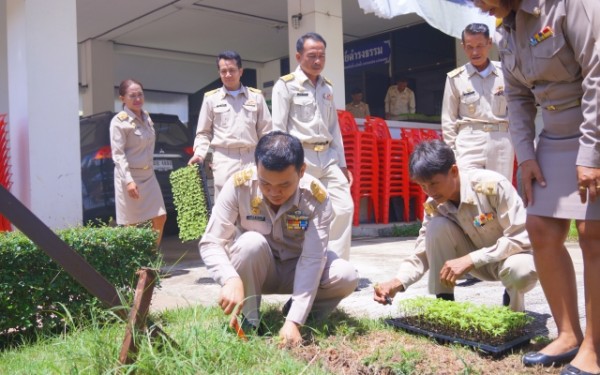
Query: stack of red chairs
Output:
[[364, 116, 410, 223], [337, 110, 379, 226], [400, 128, 442, 222], [0, 114, 12, 232]]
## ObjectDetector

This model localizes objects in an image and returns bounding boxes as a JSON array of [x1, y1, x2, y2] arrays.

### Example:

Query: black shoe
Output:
[[560, 364, 600, 375], [502, 289, 510, 307], [239, 315, 270, 336], [523, 347, 579, 367], [282, 298, 292, 317], [436, 293, 455, 301]]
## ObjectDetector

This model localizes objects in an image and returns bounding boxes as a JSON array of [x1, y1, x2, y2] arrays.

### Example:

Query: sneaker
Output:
[[502, 289, 510, 307], [239, 314, 270, 336]]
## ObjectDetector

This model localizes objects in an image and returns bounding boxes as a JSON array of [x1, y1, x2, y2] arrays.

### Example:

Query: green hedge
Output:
[[0, 226, 160, 335]]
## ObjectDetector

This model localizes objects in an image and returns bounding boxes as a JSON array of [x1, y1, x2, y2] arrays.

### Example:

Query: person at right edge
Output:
[[471, 1, 600, 374], [271, 32, 354, 261], [441, 23, 514, 181]]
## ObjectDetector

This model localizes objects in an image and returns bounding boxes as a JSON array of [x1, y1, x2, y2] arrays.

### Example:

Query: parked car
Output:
[[80, 111, 198, 233]]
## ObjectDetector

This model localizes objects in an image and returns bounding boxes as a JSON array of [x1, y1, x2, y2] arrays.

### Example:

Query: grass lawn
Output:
[[0, 304, 561, 375]]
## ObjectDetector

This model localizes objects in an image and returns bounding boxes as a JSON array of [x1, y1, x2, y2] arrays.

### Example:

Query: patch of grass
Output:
[[567, 220, 578, 242], [384, 222, 422, 237]]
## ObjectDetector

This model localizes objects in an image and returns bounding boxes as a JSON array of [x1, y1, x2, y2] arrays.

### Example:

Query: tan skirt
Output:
[[527, 135, 600, 220], [114, 167, 166, 225]]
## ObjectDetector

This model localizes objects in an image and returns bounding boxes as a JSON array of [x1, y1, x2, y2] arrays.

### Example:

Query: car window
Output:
[[154, 121, 190, 147]]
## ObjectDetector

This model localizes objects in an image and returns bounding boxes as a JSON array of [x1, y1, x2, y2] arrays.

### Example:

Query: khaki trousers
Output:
[[229, 231, 358, 325], [455, 129, 515, 182], [303, 147, 353, 260], [211, 147, 255, 199], [425, 217, 537, 311]]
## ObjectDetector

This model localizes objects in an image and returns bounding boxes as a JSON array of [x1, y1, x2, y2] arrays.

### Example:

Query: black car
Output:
[[80, 111, 195, 232]]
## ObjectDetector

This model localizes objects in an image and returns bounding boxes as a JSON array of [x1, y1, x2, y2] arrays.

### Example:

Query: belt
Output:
[[130, 165, 150, 170], [212, 146, 255, 153], [459, 123, 509, 133], [544, 98, 581, 112], [302, 141, 330, 152]]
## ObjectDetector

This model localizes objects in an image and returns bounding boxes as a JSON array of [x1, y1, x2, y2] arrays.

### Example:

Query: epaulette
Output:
[[280, 73, 295, 82], [233, 168, 253, 187], [496, 18, 503, 28], [447, 66, 464, 78], [310, 181, 327, 203], [473, 180, 498, 195], [248, 87, 262, 94], [423, 201, 438, 216], [117, 111, 128, 121], [204, 88, 219, 97], [323, 77, 333, 86]]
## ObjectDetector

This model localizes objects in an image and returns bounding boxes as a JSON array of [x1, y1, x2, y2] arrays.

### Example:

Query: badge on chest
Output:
[[286, 210, 309, 230]]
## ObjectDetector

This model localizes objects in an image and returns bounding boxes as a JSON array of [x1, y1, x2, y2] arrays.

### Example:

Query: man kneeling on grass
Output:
[[374, 140, 538, 312], [199, 131, 358, 345]]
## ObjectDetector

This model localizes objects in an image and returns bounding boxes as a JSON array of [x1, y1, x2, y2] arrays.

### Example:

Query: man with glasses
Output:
[[189, 50, 272, 199], [271, 32, 353, 261]]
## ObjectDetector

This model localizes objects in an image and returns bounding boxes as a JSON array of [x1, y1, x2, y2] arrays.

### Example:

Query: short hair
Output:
[[394, 76, 408, 84], [461, 23, 490, 42], [217, 50, 242, 69], [255, 131, 304, 172], [351, 87, 363, 95], [118, 79, 143, 97], [409, 140, 456, 181], [296, 32, 327, 53]]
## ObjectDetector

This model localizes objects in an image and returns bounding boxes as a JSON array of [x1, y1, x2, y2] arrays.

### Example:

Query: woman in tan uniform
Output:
[[110, 79, 166, 247], [472, 1, 600, 374]]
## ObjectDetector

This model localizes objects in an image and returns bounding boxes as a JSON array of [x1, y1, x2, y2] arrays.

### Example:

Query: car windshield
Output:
[[154, 121, 189, 147]]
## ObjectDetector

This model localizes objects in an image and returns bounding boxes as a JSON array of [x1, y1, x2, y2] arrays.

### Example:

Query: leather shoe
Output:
[[523, 347, 579, 367], [560, 364, 600, 375]]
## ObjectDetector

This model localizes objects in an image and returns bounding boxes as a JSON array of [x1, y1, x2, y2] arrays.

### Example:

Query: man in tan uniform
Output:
[[374, 140, 537, 312], [442, 23, 514, 181], [271, 32, 354, 261], [189, 50, 272, 199], [345, 87, 370, 119], [200, 131, 358, 346], [384, 77, 416, 120]]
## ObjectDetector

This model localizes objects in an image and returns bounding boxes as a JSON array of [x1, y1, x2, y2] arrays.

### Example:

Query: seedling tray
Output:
[[385, 317, 534, 356]]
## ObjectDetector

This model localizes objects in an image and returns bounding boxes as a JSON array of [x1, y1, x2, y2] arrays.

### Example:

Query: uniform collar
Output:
[[520, 0, 545, 16], [465, 61, 499, 77], [436, 171, 476, 214], [294, 66, 324, 87], [123, 106, 147, 123], [219, 84, 248, 99]]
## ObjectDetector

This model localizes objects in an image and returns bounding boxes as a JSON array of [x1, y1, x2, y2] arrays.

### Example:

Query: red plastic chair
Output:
[[365, 116, 410, 223], [338, 110, 379, 226], [400, 128, 430, 222]]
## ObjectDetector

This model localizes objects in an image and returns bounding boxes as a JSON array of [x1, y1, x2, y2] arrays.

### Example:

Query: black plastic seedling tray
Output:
[[385, 317, 535, 356]]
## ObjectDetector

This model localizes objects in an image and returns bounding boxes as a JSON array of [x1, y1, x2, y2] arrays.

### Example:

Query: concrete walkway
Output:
[[153, 232, 587, 338]]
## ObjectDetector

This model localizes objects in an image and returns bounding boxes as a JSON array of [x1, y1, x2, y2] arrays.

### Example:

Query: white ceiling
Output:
[[76, 0, 424, 64]]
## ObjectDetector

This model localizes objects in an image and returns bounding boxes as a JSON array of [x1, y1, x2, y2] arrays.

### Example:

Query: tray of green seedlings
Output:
[[385, 296, 534, 356], [169, 164, 210, 242]]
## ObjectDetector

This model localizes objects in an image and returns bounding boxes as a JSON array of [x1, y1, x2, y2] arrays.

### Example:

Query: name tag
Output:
[[296, 92, 309, 97], [216, 103, 227, 108], [246, 215, 266, 221]]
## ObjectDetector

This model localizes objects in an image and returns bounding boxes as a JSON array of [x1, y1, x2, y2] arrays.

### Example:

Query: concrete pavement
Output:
[[152, 231, 587, 338]]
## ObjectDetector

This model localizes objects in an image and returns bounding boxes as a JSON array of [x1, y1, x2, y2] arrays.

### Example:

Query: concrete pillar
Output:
[[6, 0, 82, 228], [79, 39, 115, 116], [287, 0, 345, 109], [0, 1, 8, 114]]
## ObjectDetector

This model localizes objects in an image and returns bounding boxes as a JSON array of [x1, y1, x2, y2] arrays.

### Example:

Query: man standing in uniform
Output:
[[441, 23, 514, 181], [189, 50, 272, 199], [271, 32, 354, 261], [373, 140, 537, 312], [200, 131, 358, 346], [384, 76, 416, 120], [345, 87, 370, 119]]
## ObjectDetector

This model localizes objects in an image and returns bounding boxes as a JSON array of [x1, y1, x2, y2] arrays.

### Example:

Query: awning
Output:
[[358, 0, 496, 40]]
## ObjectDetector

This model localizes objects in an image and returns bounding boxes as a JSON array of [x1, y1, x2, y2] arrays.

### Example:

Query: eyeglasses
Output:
[[126, 93, 144, 99]]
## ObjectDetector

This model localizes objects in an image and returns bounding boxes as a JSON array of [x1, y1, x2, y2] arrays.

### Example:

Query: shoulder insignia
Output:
[[233, 168, 253, 187], [423, 201, 438, 216], [204, 88, 219, 97], [447, 66, 464, 78], [117, 111, 128, 121], [323, 77, 333, 86], [496, 18, 503, 28], [310, 181, 327, 203], [248, 87, 262, 94], [281, 73, 295, 82], [474, 181, 499, 195]]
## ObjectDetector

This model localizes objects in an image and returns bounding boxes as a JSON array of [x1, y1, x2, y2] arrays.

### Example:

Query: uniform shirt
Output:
[[199, 167, 333, 324], [271, 66, 347, 168], [193, 85, 272, 159], [384, 86, 416, 115], [345, 101, 370, 119], [110, 107, 155, 185], [395, 169, 531, 289], [441, 61, 509, 149], [496, 0, 600, 167]]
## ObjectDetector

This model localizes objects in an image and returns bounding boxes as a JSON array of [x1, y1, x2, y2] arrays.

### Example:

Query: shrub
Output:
[[0, 226, 160, 336]]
